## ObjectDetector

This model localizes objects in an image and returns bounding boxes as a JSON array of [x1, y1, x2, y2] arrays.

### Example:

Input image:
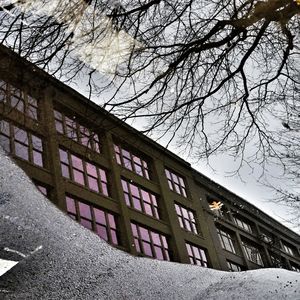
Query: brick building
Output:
[[0, 45, 299, 272]]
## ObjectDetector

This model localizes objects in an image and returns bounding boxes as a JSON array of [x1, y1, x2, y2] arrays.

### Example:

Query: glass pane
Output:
[[79, 202, 92, 219], [94, 208, 106, 225], [73, 170, 85, 185], [86, 163, 97, 177], [144, 203, 153, 216], [66, 197, 76, 214], [80, 218, 92, 230], [71, 155, 83, 170], [28, 95, 37, 106], [37, 185, 47, 196], [88, 176, 99, 192], [0, 120, 10, 135], [32, 135, 43, 150], [143, 242, 153, 257], [110, 230, 118, 245], [133, 197, 142, 211], [141, 190, 150, 203], [59, 149, 68, 163], [140, 228, 150, 242], [154, 246, 163, 260], [131, 223, 138, 236], [108, 214, 116, 229], [124, 193, 130, 206], [55, 120, 64, 134], [14, 127, 28, 144], [123, 158, 132, 170], [54, 110, 62, 120], [99, 169, 107, 182], [33, 150, 43, 167], [130, 184, 139, 197], [0, 134, 10, 152], [151, 232, 161, 246], [28, 106, 38, 120], [61, 164, 70, 178], [134, 239, 141, 252], [121, 180, 128, 192], [15, 142, 29, 160], [101, 183, 109, 196]]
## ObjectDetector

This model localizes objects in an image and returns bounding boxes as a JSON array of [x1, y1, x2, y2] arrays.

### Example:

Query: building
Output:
[[0, 44, 299, 272]]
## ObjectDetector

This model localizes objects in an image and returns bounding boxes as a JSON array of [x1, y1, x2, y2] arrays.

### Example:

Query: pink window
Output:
[[165, 168, 187, 197]]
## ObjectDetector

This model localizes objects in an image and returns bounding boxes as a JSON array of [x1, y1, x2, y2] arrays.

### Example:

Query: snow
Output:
[[0, 149, 299, 299]]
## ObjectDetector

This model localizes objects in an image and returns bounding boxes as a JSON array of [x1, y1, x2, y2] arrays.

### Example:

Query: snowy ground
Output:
[[0, 149, 299, 299]]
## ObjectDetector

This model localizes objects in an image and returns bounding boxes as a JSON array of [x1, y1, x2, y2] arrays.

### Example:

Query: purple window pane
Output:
[[59, 149, 68, 163], [80, 218, 93, 230], [99, 169, 107, 182], [165, 251, 170, 261], [200, 249, 206, 261], [61, 164, 70, 178], [79, 202, 92, 219], [153, 207, 159, 219], [114, 144, 120, 153], [94, 208, 106, 225], [11, 95, 24, 112], [143, 242, 153, 257], [37, 185, 47, 196], [15, 142, 29, 160], [0, 134, 10, 152], [123, 158, 132, 170], [94, 142, 101, 153], [184, 220, 192, 232], [68, 214, 76, 220], [66, 197, 76, 214], [134, 164, 143, 176], [178, 217, 184, 228], [131, 223, 138, 236], [186, 243, 192, 256], [151, 195, 157, 206], [144, 203, 153, 216], [116, 153, 121, 164], [81, 135, 89, 147], [28, 95, 37, 106], [192, 224, 198, 234], [88, 176, 99, 192], [134, 239, 141, 252], [188, 211, 195, 221], [101, 183, 109, 196], [165, 169, 171, 179], [133, 156, 141, 164], [66, 126, 77, 140], [140, 228, 150, 242], [174, 184, 181, 194], [161, 236, 168, 248], [133, 197, 142, 211], [179, 177, 185, 187], [96, 224, 108, 241], [154, 246, 164, 260], [14, 127, 28, 144], [121, 180, 128, 192], [73, 169, 85, 185], [0, 120, 10, 135], [32, 135, 43, 151], [144, 169, 150, 179], [194, 248, 201, 259], [71, 155, 83, 170], [107, 214, 116, 229], [130, 184, 139, 197], [182, 188, 187, 197], [151, 232, 161, 246], [141, 190, 150, 203], [55, 120, 64, 133], [121, 149, 130, 159], [33, 150, 43, 167], [175, 204, 181, 215], [110, 230, 118, 245], [86, 163, 97, 177], [167, 180, 173, 190], [173, 175, 179, 184], [54, 110, 62, 120], [182, 208, 189, 218], [124, 193, 130, 206]]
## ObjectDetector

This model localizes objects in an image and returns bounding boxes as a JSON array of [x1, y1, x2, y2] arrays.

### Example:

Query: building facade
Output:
[[0, 45, 299, 272]]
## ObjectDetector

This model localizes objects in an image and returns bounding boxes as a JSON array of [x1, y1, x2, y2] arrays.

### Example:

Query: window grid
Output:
[[54, 109, 101, 153], [114, 144, 150, 179], [175, 203, 198, 234], [227, 261, 242, 272], [59, 148, 108, 196], [0, 80, 38, 120], [186, 242, 208, 267], [282, 243, 294, 256], [131, 223, 170, 261], [217, 228, 236, 254], [233, 216, 252, 233], [165, 168, 187, 197], [121, 179, 159, 219], [242, 241, 264, 266], [0, 120, 44, 167], [66, 196, 118, 245]]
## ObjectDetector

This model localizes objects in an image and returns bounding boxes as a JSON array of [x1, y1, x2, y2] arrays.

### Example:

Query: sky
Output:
[[2, 0, 299, 234]]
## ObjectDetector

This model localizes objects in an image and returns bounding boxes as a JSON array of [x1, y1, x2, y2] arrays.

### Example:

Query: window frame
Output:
[[242, 240, 264, 266], [217, 228, 237, 254], [175, 203, 198, 234], [185, 242, 208, 267], [165, 168, 187, 197]]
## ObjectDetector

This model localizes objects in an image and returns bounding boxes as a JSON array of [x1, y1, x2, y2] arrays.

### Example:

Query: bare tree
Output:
[[1, 0, 300, 219]]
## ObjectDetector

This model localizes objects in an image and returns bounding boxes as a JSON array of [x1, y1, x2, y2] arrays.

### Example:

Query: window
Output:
[[242, 241, 264, 266], [186, 242, 208, 267], [66, 196, 119, 245], [233, 216, 252, 233], [217, 228, 237, 254], [59, 148, 108, 196], [54, 109, 101, 153], [131, 223, 170, 261], [0, 80, 39, 120], [121, 179, 159, 219], [259, 231, 274, 244], [227, 261, 242, 272], [165, 168, 187, 197], [207, 198, 231, 220], [36, 184, 49, 197], [270, 254, 284, 268], [282, 243, 295, 256], [114, 144, 150, 179], [0, 120, 44, 167], [175, 203, 198, 234]]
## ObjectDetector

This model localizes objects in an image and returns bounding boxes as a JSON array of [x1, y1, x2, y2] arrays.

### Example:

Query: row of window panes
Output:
[[0, 120, 44, 167], [131, 223, 170, 261], [217, 228, 236, 254], [66, 196, 118, 245], [114, 144, 150, 179], [227, 261, 242, 272], [233, 216, 252, 233], [242, 241, 264, 266], [175, 203, 198, 234], [54, 109, 101, 153], [186, 242, 208, 267], [0, 80, 38, 120], [165, 168, 187, 197], [121, 179, 159, 219], [59, 148, 108, 196]]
